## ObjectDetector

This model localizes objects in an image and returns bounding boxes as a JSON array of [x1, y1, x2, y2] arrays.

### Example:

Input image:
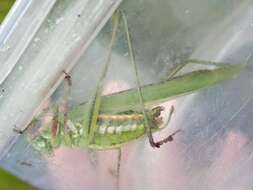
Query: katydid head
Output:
[[150, 105, 175, 131], [29, 126, 56, 155], [27, 113, 63, 156]]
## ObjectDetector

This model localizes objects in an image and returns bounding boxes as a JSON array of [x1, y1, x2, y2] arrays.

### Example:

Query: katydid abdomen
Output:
[[30, 106, 165, 153], [89, 106, 164, 149]]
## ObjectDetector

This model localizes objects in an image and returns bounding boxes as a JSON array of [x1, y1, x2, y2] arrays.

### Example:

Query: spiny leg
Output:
[[120, 11, 180, 148], [82, 10, 120, 145], [153, 129, 182, 147], [61, 71, 81, 145]]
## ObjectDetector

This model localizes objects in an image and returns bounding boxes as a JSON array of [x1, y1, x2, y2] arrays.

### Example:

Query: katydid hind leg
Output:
[[153, 129, 182, 147], [121, 10, 180, 148], [83, 10, 120, 145]]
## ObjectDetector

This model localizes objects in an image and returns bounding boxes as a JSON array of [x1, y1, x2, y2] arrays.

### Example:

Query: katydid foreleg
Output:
[[40, 70, 73, 148]]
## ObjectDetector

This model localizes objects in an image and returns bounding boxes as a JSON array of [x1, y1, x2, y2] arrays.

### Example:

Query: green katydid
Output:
[[23, 10, 243, 155]]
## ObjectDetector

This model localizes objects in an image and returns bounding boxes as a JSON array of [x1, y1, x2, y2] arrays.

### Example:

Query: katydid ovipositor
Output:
[[24, 10, 243, 154]]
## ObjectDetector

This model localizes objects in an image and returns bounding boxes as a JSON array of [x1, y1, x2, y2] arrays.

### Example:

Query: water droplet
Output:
[[34, 37, 40, 42], [75, 36, 81, 42], [44, 28, 49, 33], [185, 9, 190, 14], [18, 66, 23, 71], [55, 17, 64, 25], [0, 44, 10, 52]]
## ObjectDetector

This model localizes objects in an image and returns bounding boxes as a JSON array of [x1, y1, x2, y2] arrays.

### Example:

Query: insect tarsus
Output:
[[63, 70, 72, 86]]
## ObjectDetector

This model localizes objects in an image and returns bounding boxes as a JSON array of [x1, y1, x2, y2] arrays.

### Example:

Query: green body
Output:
[[26, 10, 244, 154], [30, 107, 163, 152], [29, 63, 243, 154]]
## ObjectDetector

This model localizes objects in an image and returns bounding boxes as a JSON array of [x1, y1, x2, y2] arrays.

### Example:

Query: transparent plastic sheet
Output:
[[1, 0, 253, 190], [0, 0, 122, 154], [0, 0, 57, 84]]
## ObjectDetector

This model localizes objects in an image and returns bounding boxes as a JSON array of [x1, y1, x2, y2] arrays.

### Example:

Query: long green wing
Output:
[[69, 63, 243, 119]]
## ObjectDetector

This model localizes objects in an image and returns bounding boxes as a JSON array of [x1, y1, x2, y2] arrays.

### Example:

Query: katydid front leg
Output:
[[43, 71, 71, 147]]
